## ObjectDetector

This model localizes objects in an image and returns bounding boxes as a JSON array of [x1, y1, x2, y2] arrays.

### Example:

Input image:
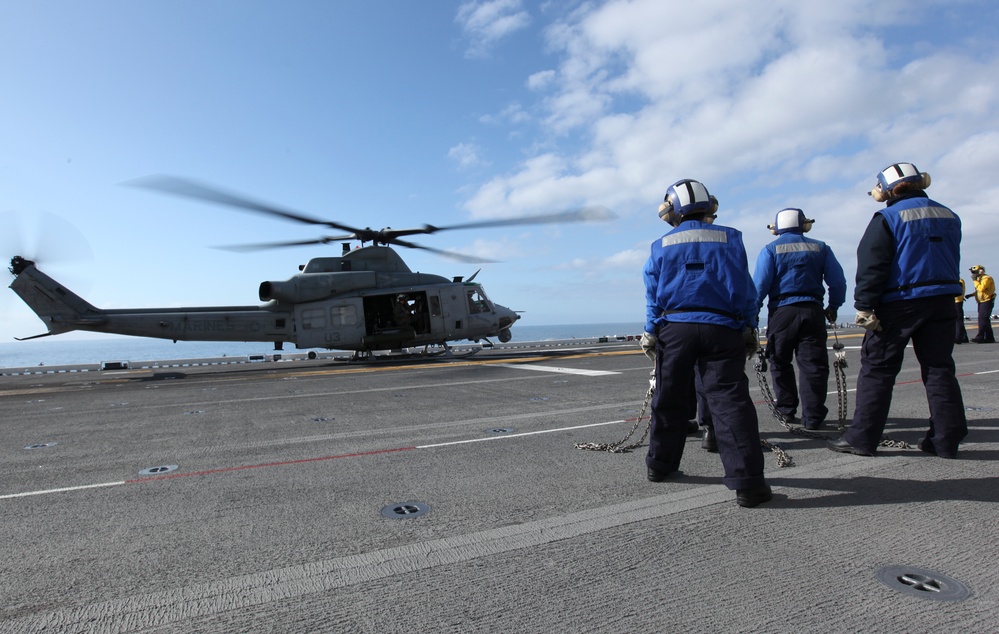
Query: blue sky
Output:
[[3, 0, 999, 341]]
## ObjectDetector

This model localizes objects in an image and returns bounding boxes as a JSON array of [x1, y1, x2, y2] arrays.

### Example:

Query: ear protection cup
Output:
[[919, 172, 931, 189], [709, 195, 719, 214], [658, 201, 681, 226], [870, 185, 889, 202]]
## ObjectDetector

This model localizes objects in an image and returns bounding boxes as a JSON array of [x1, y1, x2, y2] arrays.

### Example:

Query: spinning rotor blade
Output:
[[366, 207, 615, 242], [420, 206, 615, 233], [212, 232, 492, 262], [3, 211, 94, 313], [387, 236, 495, 264], [124, 175, 612, 262], [1, 210, 94, 269], [213, 234, 358, 252], [125, 175, 363, 235]]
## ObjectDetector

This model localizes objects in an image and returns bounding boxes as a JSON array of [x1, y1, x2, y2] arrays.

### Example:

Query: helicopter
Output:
[[7, 176, 613, 358]]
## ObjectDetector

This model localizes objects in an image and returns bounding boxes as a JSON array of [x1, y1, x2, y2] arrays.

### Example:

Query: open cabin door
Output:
[[362, 291, 436, 337]]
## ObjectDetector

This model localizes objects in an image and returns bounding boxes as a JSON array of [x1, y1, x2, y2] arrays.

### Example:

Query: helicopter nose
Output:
[[495, 304, 520, 330], [493, 304, 519, 343]]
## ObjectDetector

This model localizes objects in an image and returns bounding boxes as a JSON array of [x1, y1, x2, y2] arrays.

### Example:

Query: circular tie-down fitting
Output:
[[487, 427, 515, 434], [138, 465, 180, 476], [381, 502, 431, 520], [876, 565, 971, 601]]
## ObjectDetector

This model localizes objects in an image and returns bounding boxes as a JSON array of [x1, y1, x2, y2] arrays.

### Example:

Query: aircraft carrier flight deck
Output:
[[1, 334, 996, 632]]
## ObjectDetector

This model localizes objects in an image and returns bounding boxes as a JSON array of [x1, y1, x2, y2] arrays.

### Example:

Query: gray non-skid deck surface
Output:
[[1, 338, 996, 632]]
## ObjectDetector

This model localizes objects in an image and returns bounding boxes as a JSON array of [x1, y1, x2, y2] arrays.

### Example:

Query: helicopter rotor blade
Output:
[[419, 206, 615, 234], [124, 175, 364, 235], [1, 210, 95, 268], [124, 175, 612, 261], [212, 234, 358, 252], [388, 236, 495, 264]]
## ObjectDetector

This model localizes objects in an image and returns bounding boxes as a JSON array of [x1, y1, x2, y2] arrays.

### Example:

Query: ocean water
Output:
[[0, 322, 644, 369]]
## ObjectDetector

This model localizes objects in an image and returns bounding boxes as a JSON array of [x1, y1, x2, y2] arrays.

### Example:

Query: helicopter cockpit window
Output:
[[466, 287, 491, 315]]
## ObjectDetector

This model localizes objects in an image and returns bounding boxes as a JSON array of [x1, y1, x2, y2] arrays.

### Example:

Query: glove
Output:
[[855, 310, 882, 331], [965, 293, 975, 299], [824, 308, 837, 323], [640, 331, 657, 362], [742, 327, 759, 360]]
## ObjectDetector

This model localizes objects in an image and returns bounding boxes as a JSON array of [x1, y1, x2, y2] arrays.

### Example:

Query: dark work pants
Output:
[[955, 302, 969, 343], [647, 322, 765, 490], [764, 302, 829, 426], [680, 368, 713, 425], [694, 369, 713, 426], [843, 295, 967, 455], [973, 299, 995, 342]]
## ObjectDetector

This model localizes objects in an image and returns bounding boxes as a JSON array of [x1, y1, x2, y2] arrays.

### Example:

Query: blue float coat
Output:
[[854, 193, 962, 310], [753, 231, 846, 316], [644, 219, 757, 334]]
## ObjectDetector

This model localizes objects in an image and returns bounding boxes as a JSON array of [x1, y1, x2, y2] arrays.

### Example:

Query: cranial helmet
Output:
[[658, 179, 719, 226], [869, 162, 931, 202], [971, 264, 986, 275], [767, 208, 814, 235]]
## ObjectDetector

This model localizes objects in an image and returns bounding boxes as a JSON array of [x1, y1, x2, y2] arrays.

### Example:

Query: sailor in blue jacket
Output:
[[753, 209, 846, 430], [641, 179, 770, 508], [828, 163, 967, 458]]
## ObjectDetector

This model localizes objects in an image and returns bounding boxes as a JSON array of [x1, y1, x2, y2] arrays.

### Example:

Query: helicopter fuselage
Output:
[[7, 246, 519, 352]]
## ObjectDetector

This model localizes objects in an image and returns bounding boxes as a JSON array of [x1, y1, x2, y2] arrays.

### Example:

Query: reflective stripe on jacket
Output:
[[753, 232, 846, 314], [878, 196, 962, 303], [644, 220, 756, 333]]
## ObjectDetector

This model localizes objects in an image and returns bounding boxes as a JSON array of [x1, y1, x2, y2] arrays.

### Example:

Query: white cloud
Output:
[[479, 102, 531, 126], [603, 247, 646, 270], [448, 142, 486, 169], [453, 236, 524, 262], [456, 0, 532, 58], [452, 0, 999, 322], [527, 69, 555, 91]]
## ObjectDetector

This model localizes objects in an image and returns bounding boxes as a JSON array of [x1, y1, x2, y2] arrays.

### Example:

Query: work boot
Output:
[[736, 484, 773, 508], [701, 425, 718, 453]]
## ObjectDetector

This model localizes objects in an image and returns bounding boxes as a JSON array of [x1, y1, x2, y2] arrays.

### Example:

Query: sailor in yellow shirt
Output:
[[956, 279, 970, 344], [967, 265, 996, 343]]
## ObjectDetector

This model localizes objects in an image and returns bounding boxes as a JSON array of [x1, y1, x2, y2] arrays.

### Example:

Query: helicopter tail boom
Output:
[[9, 256, 104, 338], [9, 256, 295, 344]]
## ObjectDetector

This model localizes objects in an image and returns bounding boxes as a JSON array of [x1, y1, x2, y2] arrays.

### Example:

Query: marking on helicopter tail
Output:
[[491, 363, 618, 377]]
